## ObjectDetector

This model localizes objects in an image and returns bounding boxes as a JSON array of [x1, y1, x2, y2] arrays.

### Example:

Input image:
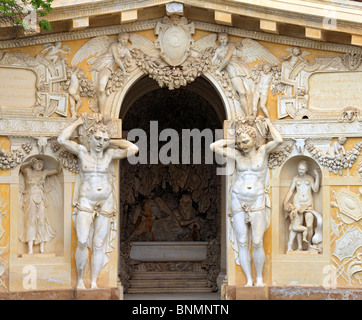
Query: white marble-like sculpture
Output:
[[326, 136, 347, 159], [155, 14, 195, 66], [283, 160, 323, 252], [252, 63, 275, 118], [212, 33, 280, 117], [57, 113, 138, 289], [210, 117, 283, 286], [19, 158, 61, 255], [71, 33, 132, 113], [40, 42, 71, 64]]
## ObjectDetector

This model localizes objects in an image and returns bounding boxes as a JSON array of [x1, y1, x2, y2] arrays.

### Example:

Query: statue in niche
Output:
[[212, 33, 280, 117], [19, 158, 61, 255], [326, 136, 347, 159], [283, 160, 323, 252], [284, 203, 309, 252], [210, 116, 283, 286], [57, 113, 139, 289], [71, 33, 132, 113]]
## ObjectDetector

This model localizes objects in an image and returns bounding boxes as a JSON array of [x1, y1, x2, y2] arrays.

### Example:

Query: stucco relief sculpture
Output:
[[283, 160, 323, 252], [0, 50, 68, 116], [71, 33, 133, 113], [212, 33, 280, 117], [155, 14, 195, 66], [57, 113, 139, 289], [131, 194, 202, 241], [210, 116, 283, 286], [278, 48, 362, 119], [306, 138, 362, 175], [19, 158, 61, 255]]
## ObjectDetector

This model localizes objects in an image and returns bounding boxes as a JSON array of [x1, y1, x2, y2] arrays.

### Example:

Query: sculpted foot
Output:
[[91, 281, 98, 289], [255, 280, 265, 287], [245, 280, 253, 287], [77, 279, 86, 290]]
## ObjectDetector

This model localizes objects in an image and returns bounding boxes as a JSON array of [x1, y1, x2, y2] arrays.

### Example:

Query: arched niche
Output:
[[17, 155, 64, 257], [278, 155, 323, 254], [117, 73, 228, 293]]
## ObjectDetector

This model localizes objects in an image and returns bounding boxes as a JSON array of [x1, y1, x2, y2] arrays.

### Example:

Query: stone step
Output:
[[129, 279, 209, 288], [131, 271, 207, 280], [128, 287, 215, 294]]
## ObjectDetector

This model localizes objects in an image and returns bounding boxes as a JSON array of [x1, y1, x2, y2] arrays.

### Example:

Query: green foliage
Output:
[[0, 0, 53, 32]]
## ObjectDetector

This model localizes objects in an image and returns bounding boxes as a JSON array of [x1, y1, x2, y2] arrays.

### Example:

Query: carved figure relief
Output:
[[57, 113, 138, 289], [283, 160, 323, 253], [210, 116, 283, 286], [19, 157, 61, 255], [278, 48, 362, 119], [212, 33, 280, 117], [306, 138, 362, 175], [71, 33, 133, 113]]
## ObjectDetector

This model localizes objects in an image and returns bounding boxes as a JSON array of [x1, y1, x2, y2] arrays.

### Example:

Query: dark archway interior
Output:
[[118, 81, 224, 293]]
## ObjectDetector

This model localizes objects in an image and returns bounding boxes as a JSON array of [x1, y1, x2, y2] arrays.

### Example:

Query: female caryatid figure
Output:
[[19, 158, 61, 255], [284, 160, 323, 251], [210, 117, 283, 286]]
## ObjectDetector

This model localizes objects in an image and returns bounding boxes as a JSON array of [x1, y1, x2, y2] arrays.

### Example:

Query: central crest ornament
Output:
[[155, 14, 195, 66]]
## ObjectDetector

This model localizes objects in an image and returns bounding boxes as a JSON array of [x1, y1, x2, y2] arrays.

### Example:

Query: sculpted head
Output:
[[235, 125, 257, 154], [118, 32, 130, 46], [218, 33, 229, 46], [297, 160, 308, 176], [32, 158, 44, 171], [262, 63, 272, 74], [87, 124, 111, 153], [78, 113, 115, 152]]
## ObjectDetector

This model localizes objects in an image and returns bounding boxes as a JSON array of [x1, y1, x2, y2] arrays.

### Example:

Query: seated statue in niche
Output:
[[283, 160, 323, 253], [19, 158, 61, 255]]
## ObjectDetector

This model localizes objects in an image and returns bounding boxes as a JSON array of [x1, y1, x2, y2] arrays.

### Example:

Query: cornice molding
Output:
[[2, 19, 362, 54]]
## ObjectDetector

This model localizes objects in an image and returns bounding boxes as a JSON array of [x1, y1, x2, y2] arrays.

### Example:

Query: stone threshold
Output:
[[223, 285, 362, 300], [0, 287, 122, 300]]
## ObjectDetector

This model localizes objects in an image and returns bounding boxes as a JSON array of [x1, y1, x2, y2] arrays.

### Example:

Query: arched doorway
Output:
[[118, 76, 226, 293]]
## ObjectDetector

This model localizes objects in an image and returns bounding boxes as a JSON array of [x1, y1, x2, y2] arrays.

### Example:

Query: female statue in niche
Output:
[[283, 160, 323, 252], [19, 158, 61, 255], [210, 117, 283, 286]]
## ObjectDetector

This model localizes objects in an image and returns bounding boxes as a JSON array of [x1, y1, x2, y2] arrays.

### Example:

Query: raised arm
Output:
[[20, 158, 36, 173], [210, 139, 237, 161], [44, 163, 62, 177], [263, 118, 283, 154], [108, 139, 139, 160], [57, 117, 84, 156]]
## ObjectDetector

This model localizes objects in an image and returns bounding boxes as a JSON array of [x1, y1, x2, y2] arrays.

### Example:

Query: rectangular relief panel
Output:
[[308, 72, 362, 112]]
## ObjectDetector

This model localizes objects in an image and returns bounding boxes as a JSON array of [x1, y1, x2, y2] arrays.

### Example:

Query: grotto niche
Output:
[[118, 82, 224, 292]]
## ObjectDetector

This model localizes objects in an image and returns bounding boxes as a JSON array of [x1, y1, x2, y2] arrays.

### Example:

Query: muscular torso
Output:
[[77, 151, 114, 212], [232, 149, 268, 206]]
